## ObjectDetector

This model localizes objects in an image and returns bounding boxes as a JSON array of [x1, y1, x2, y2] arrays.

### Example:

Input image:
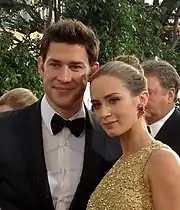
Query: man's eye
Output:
[[50, 63, 60, 68], [70, 65, 83, 71]]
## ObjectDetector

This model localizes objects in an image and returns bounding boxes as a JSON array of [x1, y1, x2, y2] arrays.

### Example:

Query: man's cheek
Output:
[[79, 73, 88, 85]]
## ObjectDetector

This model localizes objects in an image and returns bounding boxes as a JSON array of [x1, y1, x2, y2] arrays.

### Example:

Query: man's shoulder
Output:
[[0, 108, 22, 123], [175, 107, 180, 116], [161, 108, 180, 136], [0, 101, 40, 124], [170, 108, 180, 122]]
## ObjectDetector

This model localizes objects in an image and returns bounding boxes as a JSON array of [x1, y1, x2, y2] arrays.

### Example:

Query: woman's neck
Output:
[[119, 119, 153, 159]]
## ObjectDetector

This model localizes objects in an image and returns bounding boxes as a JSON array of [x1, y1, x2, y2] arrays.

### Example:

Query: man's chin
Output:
[[54, 97, 83, 108], [145, 116, 153, 125], [54, 100, 74, 108]]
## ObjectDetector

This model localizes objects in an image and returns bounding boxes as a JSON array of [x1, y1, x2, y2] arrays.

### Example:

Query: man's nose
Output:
[[57, 66, 72, 83]]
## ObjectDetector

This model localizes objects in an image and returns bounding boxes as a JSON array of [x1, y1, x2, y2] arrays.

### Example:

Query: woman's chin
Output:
[[105, 130, 121, 138]]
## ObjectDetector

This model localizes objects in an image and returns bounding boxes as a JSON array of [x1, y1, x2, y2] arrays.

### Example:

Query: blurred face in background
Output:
[[0, 105, 13, 112], [145, 76, 175, 125]]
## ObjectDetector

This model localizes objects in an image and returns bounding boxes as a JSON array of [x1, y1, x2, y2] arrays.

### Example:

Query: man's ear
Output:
[[37, 56, 44, 77], [167, 88, 176, 103], [88, 62, 100, 82]]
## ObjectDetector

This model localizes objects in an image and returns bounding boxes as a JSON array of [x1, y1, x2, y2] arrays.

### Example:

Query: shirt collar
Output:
[[149, 107, 175, 137], [41, 95, 86, 135]]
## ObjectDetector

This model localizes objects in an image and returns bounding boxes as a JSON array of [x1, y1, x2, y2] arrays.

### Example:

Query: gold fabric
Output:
[[87, 141, 168, 210]]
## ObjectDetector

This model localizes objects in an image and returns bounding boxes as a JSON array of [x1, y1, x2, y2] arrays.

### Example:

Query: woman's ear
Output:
[[139, 90, 149, 106]]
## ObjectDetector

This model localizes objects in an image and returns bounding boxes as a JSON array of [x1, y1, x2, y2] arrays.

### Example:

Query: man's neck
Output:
[[146, 105, 175, 125], [46, 96, 83, 119]]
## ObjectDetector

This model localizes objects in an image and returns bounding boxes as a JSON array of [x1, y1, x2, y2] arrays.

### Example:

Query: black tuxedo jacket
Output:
[[0, 101, 121, 210], [155, 108, 180, 156]]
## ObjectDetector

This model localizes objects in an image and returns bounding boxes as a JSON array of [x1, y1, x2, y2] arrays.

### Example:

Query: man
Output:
[[142, 60, 180, 155], [0, 19, 121, 210]]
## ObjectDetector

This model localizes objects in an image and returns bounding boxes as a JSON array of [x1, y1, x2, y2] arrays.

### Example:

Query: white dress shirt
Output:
[[83, 82, 91, 110], [41, 95, 85, 210], [149, 107, 175, 137]]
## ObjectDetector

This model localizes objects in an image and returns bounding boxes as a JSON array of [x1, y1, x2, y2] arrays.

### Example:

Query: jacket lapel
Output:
[[69, 109, 100, 209], [155, 108, 180, 155], [155, 109, 179, 143], [16, 101, 54, 209]]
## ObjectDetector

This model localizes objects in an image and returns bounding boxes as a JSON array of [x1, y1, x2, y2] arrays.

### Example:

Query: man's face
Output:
[[38, 42, 98, 110], [145, 76, 171, 125]]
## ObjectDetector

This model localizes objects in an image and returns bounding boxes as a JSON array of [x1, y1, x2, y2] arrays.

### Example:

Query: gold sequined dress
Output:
[[87, 141, 169, 210]]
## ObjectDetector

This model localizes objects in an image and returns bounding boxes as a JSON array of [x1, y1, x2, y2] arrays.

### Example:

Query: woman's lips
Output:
[[102, 121, 118, 129]]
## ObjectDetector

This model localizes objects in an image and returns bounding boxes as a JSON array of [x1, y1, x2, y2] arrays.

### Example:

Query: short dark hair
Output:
[[40, 19, 100, 66], [142, 60, 180, 101]]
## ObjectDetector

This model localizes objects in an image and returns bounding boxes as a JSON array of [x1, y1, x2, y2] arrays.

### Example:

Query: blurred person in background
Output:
[[142, 60, 180, 155], [0, 87, 38, 112]]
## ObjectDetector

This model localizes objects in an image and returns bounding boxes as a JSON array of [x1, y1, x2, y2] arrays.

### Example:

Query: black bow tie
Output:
[[51, 113, 85, 137]]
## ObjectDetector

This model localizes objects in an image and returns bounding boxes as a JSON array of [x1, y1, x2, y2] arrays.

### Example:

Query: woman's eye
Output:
[[109, 98, 119, 104], [92, 103, 101, 110]]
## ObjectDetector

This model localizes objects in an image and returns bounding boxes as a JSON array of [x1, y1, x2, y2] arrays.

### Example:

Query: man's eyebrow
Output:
[[48, 59, 61, 63], [48, 59, 85, 66], [69, 61, 85, 65]]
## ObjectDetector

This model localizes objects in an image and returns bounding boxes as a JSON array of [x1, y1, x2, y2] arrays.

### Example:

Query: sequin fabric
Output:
[[87, 141, 168, 210]]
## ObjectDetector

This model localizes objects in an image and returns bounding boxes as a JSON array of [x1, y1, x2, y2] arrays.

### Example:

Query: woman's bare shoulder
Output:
[[147, 147, 180, 177]]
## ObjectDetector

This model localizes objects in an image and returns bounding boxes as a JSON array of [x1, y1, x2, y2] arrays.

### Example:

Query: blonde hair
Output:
[[0, 88, 38, 109], [114, 54, 144, 74], [91, 61, 147, 96]]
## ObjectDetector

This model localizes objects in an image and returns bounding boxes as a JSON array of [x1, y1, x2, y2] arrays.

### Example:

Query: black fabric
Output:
[[51, 113, 85, 137], [147, 126, 151, 134], [155, 108, 180, 156]]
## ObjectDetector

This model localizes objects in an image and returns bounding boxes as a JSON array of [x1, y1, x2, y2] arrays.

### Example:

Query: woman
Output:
[[87, 61, 180, 210]]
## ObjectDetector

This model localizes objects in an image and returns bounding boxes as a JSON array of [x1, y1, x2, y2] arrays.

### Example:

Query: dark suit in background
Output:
[[155, 108, 180, 156], [0, 101, 121, 210]]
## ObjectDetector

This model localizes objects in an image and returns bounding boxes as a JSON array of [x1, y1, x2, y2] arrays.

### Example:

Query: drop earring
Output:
[[137, 103, 145, 118]]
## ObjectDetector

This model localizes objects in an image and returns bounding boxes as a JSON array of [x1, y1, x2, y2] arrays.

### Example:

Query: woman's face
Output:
[[90, 75, 147, 137]]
